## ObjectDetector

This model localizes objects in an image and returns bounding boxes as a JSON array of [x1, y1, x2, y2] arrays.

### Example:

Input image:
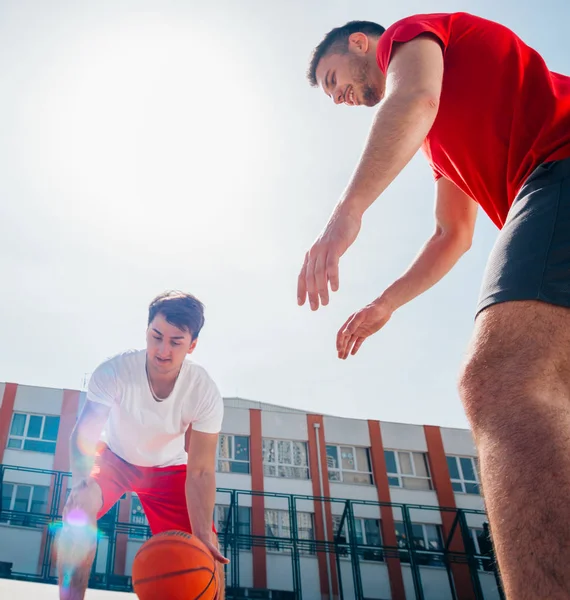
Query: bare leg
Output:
[[459, 301, 570, 599], [57, 480, 103, 600]]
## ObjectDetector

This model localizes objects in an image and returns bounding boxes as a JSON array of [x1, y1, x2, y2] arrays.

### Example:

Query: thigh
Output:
[[135, 466, 193, 535], [90, 445, 134, 519], [478, 157, 570, 315]]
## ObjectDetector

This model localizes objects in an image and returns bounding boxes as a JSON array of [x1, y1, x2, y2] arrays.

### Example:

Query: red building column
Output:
[[250, 408, 267, 589], [0, 383, 18, 463], [425, 425, 476, 600], [368, 420, 406, 600]]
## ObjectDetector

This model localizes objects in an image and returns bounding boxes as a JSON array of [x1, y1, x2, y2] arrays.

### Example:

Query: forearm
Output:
[[69, 430, 97, 483], [185, 470, 216, 539], [340, 93, 438, 217], [381, 232, 469, 311]]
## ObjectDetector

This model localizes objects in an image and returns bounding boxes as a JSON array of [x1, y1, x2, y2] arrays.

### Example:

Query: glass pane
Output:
[[218, 435, 231, 459], [238, 507, 251, 532], [388, 476, 401, 487], [278, 441, 292, 465], [460, 457, 477, 482], [265, 510, 279, 537], [364, 519, 382, 547], [292, 442, 308, 467], [451, 481, 464, 493], [411, 524, 426, 549], [297, 513, 314, 539], [217, 460, 230, 473], [7, 438, 22, 449], [216, 506, 229, 532], [1, 483, 14, 510], [413, 453, 429, 478], [263, 464, 277, 477], [23, 439, 56, 454], [278, 465, 308, 480], [234, 436, 249, 461], [27, 416, 43, 439], [425, 524, 442, 550], [328, 470, 341, 482], [343, 471, 372, 485], [446, 456, 460, 480], [398, 452, 413, 475], [10, 413, 26, 437], [340, 446, 356, 471], [394, 522, 408, 548], [353, 519, 364, 545], [130, 495, 147, 524], [384, 450, 397, 474], [42, 416, 60, 441], [230, 461, 250, 474], [30, 487, 49, 514], [326, 445, 339, 470], [402, 476, 431, 491], [465, 482, 480, 495], [14, 486, 32, 512], [263, 439, 275, 464], [355, 447, 371, 473]]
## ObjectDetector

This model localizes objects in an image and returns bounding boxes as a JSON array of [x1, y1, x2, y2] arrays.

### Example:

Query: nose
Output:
[[157, 341, 169, 356], [333, 88, 344, 105]]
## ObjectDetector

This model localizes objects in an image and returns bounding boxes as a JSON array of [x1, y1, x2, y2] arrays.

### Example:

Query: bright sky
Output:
[[1, 0, 569, 429]]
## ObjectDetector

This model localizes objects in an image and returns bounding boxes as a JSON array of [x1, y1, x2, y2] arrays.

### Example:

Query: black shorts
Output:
[[478, 156, 570, 315]]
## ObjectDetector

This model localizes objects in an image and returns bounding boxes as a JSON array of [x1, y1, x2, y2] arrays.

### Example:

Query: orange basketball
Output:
[[132, 530, 218, 600]]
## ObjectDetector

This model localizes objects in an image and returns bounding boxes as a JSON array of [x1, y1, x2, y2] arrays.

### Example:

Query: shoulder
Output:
[[181, 359, 220, 394], [92, 349, 144, 381]]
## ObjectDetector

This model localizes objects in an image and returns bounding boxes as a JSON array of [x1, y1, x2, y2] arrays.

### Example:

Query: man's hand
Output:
[[196, 533, 230, 564], [298, 208, 362, 310], [337, 297, 395, 359]]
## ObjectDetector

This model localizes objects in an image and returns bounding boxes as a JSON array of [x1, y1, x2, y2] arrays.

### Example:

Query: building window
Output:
[[332, 515, 383, 562], [215, 505, 252, 550], [326, 445, 373, 485], [129, 494, 150, 539], [0, 483, 49, 527], [265, 509, 314, 554], [470, 527, 495, 572], [446, 456, 480, 495], [394, 522, 444, 567], [384, 450, 432, 491], [262, 439, 309, 479], [217, 434, 250, 474], [7, 413, 60, 454]]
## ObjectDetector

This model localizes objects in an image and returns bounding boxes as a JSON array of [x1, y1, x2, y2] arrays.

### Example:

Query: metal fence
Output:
[[0, 464, 504, 599]]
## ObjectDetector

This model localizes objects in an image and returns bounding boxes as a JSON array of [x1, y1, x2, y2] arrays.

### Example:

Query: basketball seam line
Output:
[[134, 566, 214, 586]]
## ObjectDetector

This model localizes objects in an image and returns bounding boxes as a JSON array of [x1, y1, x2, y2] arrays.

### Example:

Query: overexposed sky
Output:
[[1, 0, 569, 428]]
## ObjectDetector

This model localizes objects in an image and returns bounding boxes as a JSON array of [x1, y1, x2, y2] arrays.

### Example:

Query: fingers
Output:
[[208, 544, 230, 564], [297, 255, 308, 306], [299, 249, 340, 310], [350, 337, 366, 356], [337, 312, 365, 359]]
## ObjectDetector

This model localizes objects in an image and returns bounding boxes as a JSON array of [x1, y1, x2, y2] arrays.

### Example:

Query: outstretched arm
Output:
[[337, 178, 478, 358], [298, 35, 444, 311]]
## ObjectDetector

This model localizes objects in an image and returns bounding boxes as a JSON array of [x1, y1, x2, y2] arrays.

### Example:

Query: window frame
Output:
[[446, 455, 480, 495], [326, 444, 374, 486], [332, 514, 384, 562], [215, 504, 252, 550], [216, 434, 251, 474], [262, 438, 310, 480], [394, 521, 444, 567], [264, 509, 315, 555], [7, 412, 60, 454], [385, 450, 433, 491], [0, 482, 50, 527]]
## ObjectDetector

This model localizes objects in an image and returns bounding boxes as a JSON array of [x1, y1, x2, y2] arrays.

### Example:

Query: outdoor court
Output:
[[0, 579, 135, 598]]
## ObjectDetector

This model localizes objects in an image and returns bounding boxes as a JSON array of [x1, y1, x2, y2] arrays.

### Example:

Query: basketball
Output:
[[132, 530, 219, 600]]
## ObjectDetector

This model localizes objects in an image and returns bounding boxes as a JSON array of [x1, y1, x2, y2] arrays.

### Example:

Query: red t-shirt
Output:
[[377, 13, 570, 229]]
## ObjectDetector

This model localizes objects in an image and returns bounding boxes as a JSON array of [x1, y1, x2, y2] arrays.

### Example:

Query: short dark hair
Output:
[[148, 290, 205, 339], [307, 20, 386, 87]]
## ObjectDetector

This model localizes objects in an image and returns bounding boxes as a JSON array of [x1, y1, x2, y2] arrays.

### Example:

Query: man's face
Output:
[[315, 34, 384, 107], [146, 313, 196, 376]]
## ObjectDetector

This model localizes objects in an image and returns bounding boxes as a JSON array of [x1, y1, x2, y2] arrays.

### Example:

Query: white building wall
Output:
[[381, 423, 427, 453], [0, 526, 42, 575], [216, 473, 252, 493], [479, 572, 501, 600], [454, 494, 485, 512], [2, 449, 55, 472], [14, 385, 63, 416], [323, 416, 371, 446], [402, 566, 454, 600], [329, 483, 378, 503], [440, 427, 477, 457], [221, 407, 250, 435], [262, 412, 308, 441], [360, 562, 392, 599]]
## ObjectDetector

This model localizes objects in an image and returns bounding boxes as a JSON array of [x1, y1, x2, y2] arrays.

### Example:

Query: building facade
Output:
[[0, 382, 502, 600]]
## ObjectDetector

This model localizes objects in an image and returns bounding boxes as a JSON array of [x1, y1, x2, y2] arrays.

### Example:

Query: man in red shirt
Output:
[[299, 12, 570, 599]]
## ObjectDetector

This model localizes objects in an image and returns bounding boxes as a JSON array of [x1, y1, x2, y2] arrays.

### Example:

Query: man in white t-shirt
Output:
[[56, 291, 227, 600]]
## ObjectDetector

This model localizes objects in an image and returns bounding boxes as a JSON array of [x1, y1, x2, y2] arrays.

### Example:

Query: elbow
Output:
[[435, 227, 472, 256], [388, 89, 440, 116], [186, 467, 215, 485]]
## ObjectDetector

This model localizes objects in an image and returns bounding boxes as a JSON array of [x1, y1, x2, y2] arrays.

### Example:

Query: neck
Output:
[[146, 358, 181, 399]]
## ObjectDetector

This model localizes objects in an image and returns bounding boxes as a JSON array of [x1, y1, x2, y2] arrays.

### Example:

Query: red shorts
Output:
[[91, 445, 215, 535]]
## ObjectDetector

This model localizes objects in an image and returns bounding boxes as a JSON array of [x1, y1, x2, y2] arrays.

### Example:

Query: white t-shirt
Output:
[[87, 350, 224, 467]]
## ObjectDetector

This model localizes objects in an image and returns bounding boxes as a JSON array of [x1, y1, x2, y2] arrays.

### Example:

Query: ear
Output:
[[348, 32, 370, 55], [187, 338, 198, 355]]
